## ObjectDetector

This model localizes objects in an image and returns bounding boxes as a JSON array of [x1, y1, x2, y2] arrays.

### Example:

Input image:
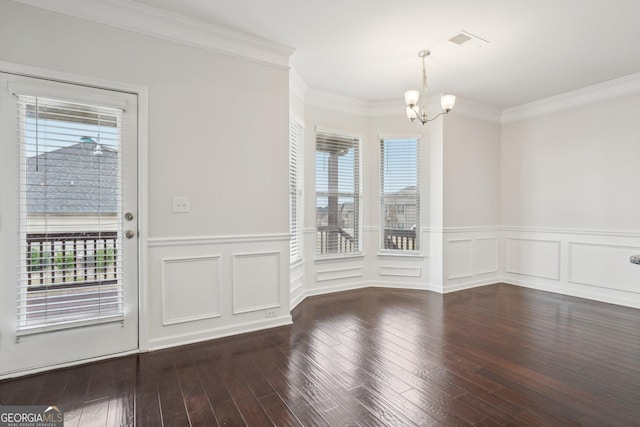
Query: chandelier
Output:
[[404, 50, 456, 124]]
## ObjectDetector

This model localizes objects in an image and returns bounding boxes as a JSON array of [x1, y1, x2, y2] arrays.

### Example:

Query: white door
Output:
[[0, 72, 139, 377]]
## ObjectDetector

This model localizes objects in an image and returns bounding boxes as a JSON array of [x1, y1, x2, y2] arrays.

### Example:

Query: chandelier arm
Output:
[[417, 110, 451, 125], [424, 111, 448, 123]]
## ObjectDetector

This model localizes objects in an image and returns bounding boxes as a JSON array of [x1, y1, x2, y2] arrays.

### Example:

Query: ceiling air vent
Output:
[[448, 31, 489, 49]]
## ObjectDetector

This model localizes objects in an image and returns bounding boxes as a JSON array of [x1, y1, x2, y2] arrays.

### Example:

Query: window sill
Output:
[[377, 251, 425, 260], [314, 252, 365, 263]]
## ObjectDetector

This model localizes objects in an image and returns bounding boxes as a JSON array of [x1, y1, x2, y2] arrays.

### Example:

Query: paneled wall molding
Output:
[[148, 233, 290, 247], [505, 237, 561, 280], [13, 0, 294, 69], [232, 251, 281, 315], [501, 71, 640, 123], [474, 237, 499, 275], [316, 266, 363, 282], [500, 228, 640, 308], [568, 241, 640, 293], [379, 265, 422, 278], [446, 238, 473, 280], [161, 255, 222, 326]]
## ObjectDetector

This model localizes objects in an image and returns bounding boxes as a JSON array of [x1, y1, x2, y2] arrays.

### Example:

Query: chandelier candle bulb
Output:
[[404, 90, 420, 107], [441, 94, 456, 112]]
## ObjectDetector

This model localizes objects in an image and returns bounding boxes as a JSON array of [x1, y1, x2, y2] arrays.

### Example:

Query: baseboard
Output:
[[369, 281, 431, 291], [503, 278, 640, 309], [147, 315, 293, 351], [443, 278, 500, 293], [304, 281, 371, 298], [0, 349, 140, 381], [289, 286, 306, 310]]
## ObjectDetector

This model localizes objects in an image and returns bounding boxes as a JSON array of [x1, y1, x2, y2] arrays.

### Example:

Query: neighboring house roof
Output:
[[27, 140, 118, 214]]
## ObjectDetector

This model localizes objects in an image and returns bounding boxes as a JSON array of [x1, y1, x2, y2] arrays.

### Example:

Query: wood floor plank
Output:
[[1, 284, 639, 426]]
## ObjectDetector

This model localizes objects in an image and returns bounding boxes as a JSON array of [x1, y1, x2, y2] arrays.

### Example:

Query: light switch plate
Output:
[[172, 196, 190, 213]]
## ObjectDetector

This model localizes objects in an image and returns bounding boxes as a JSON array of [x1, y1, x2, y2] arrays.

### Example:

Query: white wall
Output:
[[500, 91, 640, 307], [444, 114, 500, 228], [0, 1, 292, 356], [501, 93, 640, 230], [440, 113, 501, 292]]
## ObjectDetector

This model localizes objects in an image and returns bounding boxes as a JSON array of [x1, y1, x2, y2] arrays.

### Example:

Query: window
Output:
[[380, 137, 420, 251], [316, 130, 361, 255], [15, 92, 127, 332], [289, 117, 303, 263]]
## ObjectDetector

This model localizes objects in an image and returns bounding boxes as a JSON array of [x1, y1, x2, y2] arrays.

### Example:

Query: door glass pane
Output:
[[17, 95, 124, 332]]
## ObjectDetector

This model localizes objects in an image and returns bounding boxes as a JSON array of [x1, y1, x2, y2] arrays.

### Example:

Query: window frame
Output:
[[315, 128, 362, 258], [379, 135, 420, 254]]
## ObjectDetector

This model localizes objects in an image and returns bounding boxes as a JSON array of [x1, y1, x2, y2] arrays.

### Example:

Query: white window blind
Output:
[[316, 131, 361, 255], [289, 118, 303, 263], [380, 137, 420, 251], [15, 94, 125, 333]]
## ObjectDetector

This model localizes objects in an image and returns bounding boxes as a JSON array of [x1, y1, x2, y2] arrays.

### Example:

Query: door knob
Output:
[[124, 212, 134, 221], [125, 230, 135, 239]]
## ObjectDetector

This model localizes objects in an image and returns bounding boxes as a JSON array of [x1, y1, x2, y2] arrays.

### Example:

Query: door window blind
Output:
[[315, 131, 361, 255], [380, 137, 420, 251], [15, 94, 125, 333]]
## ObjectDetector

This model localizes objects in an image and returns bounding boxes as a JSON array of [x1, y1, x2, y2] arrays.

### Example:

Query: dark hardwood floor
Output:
[[1, 283, 639, 426]]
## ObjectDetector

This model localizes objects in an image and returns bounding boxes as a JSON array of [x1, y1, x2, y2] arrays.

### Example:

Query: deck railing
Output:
[[383, 228, 417, 251], [26, 231, 118, 290], [317, 226, 356, 254]]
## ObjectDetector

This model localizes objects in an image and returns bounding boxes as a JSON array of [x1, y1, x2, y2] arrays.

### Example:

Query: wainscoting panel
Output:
[[439, 228, 501, 292], [162, 256, 221, 325], [501, 228, 640, 308], [446, 239, 473, 279], [233, 252, 281, 314], [379, 265, 422, 278], [569, 242, 640, 293], [475, 237, 498, 275], [505, 237, 561, 280], [316, 266, 363, 282], [147, 234, 291, 351]]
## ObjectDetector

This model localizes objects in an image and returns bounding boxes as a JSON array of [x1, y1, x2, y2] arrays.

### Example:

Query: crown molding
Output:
[[305, 88, 373, 116], [289, 68, 308, 102], [501, 72, 640, 123], [452, 98, 502, 123], [12, 0, 295, 69], [304, 86, 501, 123]]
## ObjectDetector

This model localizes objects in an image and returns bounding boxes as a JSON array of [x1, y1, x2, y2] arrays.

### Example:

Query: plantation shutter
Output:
[[380, 137, 420, 251], [13, 89, 127, 334], [289, 118, 303, 263], [315, 130, 361, 255]]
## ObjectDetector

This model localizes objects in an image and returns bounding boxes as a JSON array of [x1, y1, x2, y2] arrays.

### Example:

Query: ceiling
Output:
[[130, 0, 640, 109]]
